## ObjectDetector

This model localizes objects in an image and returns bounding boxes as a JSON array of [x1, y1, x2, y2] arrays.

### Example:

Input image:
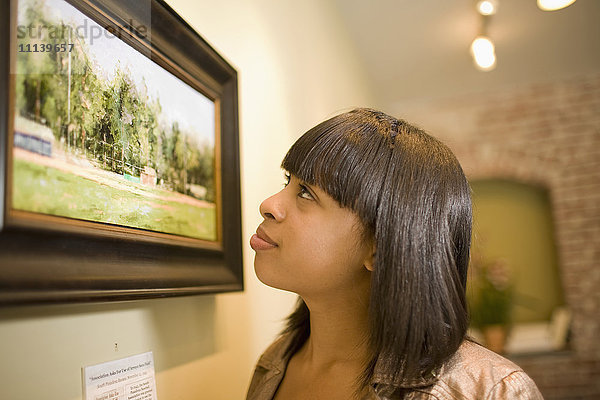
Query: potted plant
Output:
[[468, 257, 514, 353]]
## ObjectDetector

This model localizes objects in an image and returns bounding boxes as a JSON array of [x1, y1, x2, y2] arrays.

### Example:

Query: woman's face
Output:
[[251, 173, 373, 300]]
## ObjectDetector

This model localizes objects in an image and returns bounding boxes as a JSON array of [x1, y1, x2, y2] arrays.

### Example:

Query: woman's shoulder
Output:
[[428, 339, 544, 400], [447, 339, 525, 379]]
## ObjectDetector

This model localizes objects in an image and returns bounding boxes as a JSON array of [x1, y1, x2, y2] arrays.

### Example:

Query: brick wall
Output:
[[394, 73, 600, 399]]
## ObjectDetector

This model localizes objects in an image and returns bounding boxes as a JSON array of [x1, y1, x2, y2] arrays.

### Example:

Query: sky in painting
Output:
[[17, 0, 215, 146]]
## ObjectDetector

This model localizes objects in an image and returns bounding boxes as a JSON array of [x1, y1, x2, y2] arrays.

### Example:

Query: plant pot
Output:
[[482, 324, 508, 354]]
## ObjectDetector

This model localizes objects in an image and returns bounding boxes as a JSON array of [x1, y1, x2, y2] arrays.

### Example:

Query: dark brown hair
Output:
[[279, 108, 472, 394]]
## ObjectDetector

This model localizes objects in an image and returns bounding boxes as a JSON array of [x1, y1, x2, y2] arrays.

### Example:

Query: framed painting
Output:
[[0, 0, 242, 303]]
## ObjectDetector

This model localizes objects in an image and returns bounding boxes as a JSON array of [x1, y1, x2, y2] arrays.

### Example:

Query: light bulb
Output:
[[471, 36, 496, 71], [477, 0, 498, 16], [537, 0, 577, 11]]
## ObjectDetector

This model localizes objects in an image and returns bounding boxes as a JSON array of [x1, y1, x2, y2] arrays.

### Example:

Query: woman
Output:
[[247, 108, 543, 399]]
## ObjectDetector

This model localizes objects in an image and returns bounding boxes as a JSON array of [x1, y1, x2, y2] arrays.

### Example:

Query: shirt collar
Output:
[[256, 333, 293, 373]]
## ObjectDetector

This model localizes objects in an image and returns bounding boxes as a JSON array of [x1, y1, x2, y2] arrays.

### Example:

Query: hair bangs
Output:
[[281, 114, 389, 225]]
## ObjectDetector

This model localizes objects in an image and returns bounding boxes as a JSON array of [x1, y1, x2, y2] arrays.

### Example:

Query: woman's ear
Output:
[[364, 243, 376, 272]]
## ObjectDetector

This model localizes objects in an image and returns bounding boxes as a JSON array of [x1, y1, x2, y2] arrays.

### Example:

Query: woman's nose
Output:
[[259, 191, 285, 221]]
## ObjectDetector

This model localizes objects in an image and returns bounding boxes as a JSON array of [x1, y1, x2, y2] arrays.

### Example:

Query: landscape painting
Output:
[[12, 0, 218, 242]]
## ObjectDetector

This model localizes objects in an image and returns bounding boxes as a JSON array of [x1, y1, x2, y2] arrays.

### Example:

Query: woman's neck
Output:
[[299, 286, 371, 369]]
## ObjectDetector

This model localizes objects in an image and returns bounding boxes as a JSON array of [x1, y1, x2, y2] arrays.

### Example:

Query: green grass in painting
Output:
[[13, 159, 216, 241]]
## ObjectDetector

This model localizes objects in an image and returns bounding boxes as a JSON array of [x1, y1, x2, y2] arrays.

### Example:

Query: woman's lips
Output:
[[250, 227, 278, 251]]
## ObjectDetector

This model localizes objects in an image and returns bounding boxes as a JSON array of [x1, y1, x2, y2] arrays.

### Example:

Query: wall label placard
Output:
[[83, 351, 157, 400]]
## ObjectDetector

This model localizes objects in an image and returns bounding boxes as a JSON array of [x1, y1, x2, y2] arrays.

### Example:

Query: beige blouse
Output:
[[246, 332, 544, 400]]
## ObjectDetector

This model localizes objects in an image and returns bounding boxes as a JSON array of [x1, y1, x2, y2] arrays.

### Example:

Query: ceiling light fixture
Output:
[[537, 0, 577, 11], [471, 36, 497, 70], [477, 0, 498, 16]]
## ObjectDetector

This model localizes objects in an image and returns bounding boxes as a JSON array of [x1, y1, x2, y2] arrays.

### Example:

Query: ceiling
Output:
[[331, 0, 600, 106]]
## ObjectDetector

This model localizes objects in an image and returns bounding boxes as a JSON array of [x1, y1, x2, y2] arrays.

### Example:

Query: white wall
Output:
[[0, 1, 375, 399]]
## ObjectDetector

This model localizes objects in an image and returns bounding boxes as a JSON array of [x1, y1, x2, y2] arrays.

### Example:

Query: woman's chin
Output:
[[254, 264, 294, 293]]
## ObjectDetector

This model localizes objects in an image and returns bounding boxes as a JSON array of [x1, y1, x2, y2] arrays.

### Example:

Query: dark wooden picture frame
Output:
[[0, 0, 243, 304]]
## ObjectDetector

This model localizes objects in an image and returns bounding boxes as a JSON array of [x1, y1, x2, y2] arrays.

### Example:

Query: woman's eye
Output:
[[298, 184, 313, 200], [282, 173, 313, 200]]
